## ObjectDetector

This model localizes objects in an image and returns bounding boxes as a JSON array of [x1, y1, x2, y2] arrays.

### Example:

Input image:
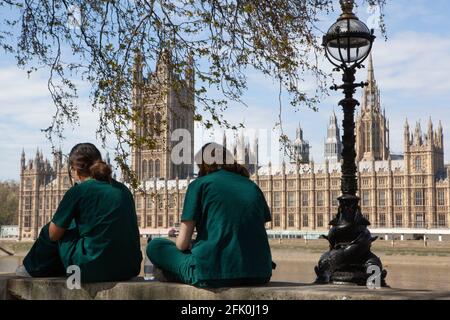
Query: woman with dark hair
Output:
[[146, 142, 273, 288], [16, 143, 142, 283]]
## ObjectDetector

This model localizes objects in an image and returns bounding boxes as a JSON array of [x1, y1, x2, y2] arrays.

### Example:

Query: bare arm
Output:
[[176, 220, 195, 251], [48, 222, 66, 242]]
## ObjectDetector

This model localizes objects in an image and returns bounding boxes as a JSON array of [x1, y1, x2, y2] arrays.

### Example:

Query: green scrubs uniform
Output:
[[23, 179, 142, 283], [147, 169, 272, 287]]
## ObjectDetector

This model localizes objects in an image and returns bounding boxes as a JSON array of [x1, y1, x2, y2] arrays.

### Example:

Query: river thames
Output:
[[1, 239, 450, 292]]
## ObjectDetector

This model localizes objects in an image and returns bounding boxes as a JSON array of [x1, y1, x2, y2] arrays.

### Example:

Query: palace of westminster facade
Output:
[[17, 54, 450, 240]]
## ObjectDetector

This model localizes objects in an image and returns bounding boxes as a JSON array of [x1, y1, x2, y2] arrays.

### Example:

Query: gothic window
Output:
[[148, 160, 154, 178], [301, 192, 309, 207], [288, 214, 295, 227], [437, 190, 446, 206], [414, 190, 424, 206], [273, 192, 281, 208], [317, 214, 324, 228], [155, 159, 161, 178], [24, 216, 31, 228], [394, 190, 403, 206], [287, 180, 295, 188], [362, 191, 370, 207], [302, 213, 309, 227], [24, 196, 32, 210], [364, 124, 370, 153], [415, 156, 422, 171], [157, 215, 164, 227], [373, 124, 380, 153], [142, 160, 147, 179], [25, 178, 32, 189], [395, 214, 403, 228], [287, 192, 295, 207], [169, 215, 175, 227], [378, 190, 386, 206], [274, 214, 281, 227], [379, 213, 386, 227], [331, 191, 339, 207], [415, 213, 425, 228], [63, 176, 71, 188], [316, 191, 324, 207]]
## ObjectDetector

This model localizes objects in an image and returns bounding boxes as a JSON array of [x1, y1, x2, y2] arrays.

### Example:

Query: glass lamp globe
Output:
[[323, 1, 375, 66]]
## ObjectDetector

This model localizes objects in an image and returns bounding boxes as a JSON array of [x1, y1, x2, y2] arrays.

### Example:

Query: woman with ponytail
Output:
[[146, 143, 273, 288], [18, 143, 142, 283]]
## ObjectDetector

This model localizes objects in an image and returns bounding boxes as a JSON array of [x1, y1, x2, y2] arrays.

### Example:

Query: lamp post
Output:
[[314, 0, 387, 286]]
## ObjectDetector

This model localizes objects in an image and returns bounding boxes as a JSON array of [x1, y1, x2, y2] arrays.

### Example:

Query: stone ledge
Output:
[[1, 274, 449, 300]]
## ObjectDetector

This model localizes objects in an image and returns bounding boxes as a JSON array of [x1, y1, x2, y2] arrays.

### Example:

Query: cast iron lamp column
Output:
[[314, 0, 387, 286]]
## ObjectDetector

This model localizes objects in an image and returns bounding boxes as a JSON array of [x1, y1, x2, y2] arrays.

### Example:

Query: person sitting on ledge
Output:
[[16, 143, 142, 283], [146, 142, 273, 288]]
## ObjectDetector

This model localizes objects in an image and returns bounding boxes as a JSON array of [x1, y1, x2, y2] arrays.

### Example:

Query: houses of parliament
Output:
[[17, 53, 450, 240]]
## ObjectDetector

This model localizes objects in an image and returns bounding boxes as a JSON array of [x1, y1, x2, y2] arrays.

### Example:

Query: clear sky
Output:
[[1, 0, 450, 181]]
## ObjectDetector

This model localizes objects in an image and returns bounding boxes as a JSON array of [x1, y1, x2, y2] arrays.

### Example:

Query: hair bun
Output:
[[89, 160, 112, 183]]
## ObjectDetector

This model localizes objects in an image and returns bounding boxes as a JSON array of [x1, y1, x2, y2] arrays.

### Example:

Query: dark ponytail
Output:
[[69, 143, 112, 184], [89, 160, 112, 183], [197, 143, 250, 178]]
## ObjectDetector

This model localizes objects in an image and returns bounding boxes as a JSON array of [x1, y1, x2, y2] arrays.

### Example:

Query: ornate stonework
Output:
[[17, 54, 450, 240], [131, 50, 195, 181], [324, 111, 343, 164]]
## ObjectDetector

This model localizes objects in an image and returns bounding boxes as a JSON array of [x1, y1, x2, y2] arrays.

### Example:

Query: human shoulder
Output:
[[109, 179, 134, 195], [64, 181, 84, 196], [245, 178, 265, 195], [110, 178, 127, 189], [187, 176, 204, 189]]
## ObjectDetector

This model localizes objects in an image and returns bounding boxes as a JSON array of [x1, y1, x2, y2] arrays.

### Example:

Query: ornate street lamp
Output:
[[314, 0, 387, 286]]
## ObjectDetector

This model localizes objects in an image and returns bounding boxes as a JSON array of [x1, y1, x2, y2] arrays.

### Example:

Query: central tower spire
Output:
[[324, 111, 343, 164], [355, 53, 390, 161]]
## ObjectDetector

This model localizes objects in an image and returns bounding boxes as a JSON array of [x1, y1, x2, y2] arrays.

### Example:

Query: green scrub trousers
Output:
[[23, 223, 67, 277], [147, 238, 270, 288]]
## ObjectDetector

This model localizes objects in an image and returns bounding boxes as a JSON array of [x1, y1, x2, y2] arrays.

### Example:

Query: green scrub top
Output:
[[52, 178, 142, 282], [181, 169, 272, 282]]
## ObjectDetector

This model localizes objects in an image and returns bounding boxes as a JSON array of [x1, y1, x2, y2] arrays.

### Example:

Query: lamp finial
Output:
[[339, 0, 357, 19]]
